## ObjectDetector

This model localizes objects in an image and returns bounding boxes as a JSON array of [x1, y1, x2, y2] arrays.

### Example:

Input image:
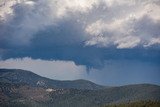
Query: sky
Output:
[[0, 0, 160, 86]]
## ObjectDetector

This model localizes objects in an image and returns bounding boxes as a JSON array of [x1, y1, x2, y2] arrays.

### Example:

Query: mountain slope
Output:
[[105, 101, 160, 107], [0, 82, 160, 107], [48, 84, 160, 107], [0, 69, 104, 90], [0, 69, 160, 107]]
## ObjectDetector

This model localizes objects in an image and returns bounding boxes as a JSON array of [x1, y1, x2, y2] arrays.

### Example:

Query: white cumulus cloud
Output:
[[85, 0, 160, 48], [0, 0, 160, 48]]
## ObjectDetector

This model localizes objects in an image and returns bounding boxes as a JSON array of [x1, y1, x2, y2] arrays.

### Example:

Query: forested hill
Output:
[[0, 69, 160, 107], [0, 69, 104, 90]]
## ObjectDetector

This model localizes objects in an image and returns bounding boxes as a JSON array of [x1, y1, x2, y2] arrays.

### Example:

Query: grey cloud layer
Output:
[[0, 0, 160, 69], [0, 0, 160, 48]]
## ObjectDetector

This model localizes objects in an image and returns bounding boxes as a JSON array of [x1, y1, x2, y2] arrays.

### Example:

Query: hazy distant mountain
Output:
[[0, 69, 104, 90], [0, 69, 160, 107]]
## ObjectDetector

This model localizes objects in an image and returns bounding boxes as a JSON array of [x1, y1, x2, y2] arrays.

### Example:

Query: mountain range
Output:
[[0, 69, 160, 107], [0, 69, 104, 90]]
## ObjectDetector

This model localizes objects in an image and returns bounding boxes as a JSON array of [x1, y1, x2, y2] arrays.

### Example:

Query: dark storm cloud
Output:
[[0, 0, 160, 68], [1, 45, 160, 69]]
